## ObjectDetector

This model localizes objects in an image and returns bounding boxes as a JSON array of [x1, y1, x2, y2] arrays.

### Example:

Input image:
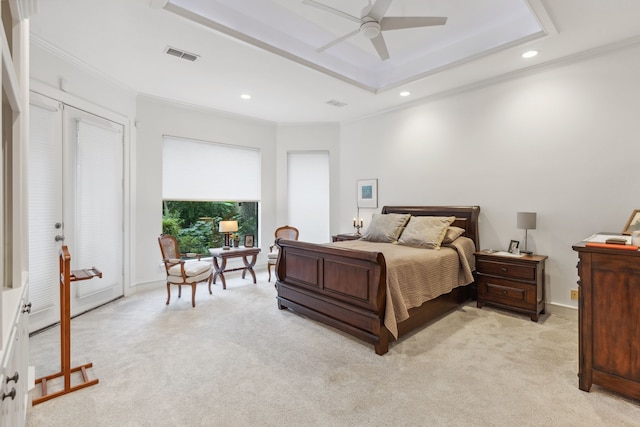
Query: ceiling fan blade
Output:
[[380, 16, 447, 31], [316, 28, 361, 52], [367, 0, 392, 22], [370, 33, 390, 60], [302, 0, 361, 24]]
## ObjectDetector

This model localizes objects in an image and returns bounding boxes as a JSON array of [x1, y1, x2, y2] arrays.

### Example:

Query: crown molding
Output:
[[31, 34, 138, 96]]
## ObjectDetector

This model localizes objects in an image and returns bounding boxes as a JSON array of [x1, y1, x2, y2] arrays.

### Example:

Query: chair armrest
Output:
[[163, 258, 187, 278]]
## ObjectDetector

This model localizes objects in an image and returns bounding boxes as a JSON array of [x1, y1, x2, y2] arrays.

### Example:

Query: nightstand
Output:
[[331, 233, 362, 242], [475, 251, 547, 321]]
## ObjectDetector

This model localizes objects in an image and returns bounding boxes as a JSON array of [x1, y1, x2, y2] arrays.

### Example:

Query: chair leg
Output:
[[178, 285, 182, 298], [166, 282, 171, 305], [207, 273, 213, 295], [268, 263, 272, 282], [191, 284, 196, 308]]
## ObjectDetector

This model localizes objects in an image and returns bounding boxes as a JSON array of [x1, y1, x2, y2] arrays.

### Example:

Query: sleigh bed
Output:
[[275, 205, 480, 355]]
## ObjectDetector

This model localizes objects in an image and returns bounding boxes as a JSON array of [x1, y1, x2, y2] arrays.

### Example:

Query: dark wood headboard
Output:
[[381, 206, 480, 249]]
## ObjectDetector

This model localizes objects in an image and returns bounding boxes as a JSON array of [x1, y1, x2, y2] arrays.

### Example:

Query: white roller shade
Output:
[[287, 151, 330, 243], [75, 119, 124, 297], [163, 136, 261, 201], [29, 99, 62, 311]]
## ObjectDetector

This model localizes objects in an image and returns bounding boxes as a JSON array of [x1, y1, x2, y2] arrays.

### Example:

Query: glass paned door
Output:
[[28, 95, 125, 332]]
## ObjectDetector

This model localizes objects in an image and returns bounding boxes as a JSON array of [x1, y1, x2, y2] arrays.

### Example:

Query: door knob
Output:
[[55, 235, 65, 242], [55, 222, 62, 229]]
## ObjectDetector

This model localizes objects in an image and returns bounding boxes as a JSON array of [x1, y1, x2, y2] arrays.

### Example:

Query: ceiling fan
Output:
[[302, 0, 447, 60]]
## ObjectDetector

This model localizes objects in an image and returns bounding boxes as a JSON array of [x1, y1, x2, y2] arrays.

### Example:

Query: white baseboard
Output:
[[546, 302, 578, 320]]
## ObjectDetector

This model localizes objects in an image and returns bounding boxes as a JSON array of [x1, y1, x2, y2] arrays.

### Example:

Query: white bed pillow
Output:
[[360, 213, 411, 243], [398, 216, 456, 249]]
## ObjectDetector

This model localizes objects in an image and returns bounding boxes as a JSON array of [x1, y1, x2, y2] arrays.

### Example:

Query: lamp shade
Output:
[[517, 212, 537, 230], [218, 220, 238, 233]]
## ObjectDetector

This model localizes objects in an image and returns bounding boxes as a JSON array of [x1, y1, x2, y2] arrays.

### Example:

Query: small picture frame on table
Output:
[[622, 209, 640, 235], [508, 240, 520, 254], [244, 234, 254, 248]]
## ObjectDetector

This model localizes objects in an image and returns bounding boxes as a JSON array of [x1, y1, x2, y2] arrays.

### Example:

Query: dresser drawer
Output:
[[477, 259, 536, 281]]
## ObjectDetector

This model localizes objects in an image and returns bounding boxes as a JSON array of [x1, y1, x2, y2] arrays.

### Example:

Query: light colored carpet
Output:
[[27, 271, 640, 426]]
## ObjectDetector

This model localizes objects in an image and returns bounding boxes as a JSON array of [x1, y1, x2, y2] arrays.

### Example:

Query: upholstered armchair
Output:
[[158, 235, 213, 307], [267, 225, 299, 282]]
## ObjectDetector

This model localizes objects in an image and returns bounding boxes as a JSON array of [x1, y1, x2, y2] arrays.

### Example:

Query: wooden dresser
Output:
[[572, 241, 640, 400]]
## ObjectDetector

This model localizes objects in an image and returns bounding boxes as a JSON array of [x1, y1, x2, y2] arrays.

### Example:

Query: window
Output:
[[162, 201, 258, 255], [162, 136, 260, 254]]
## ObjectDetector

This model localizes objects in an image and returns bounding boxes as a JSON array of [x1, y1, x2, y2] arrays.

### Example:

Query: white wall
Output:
[[135, 96, 279, 286], [340, 43, 640, 310]]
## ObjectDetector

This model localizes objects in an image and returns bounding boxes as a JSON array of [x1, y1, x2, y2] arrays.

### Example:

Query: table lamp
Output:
[[517, 212, 536, 254], [219, 220, 238, 250]]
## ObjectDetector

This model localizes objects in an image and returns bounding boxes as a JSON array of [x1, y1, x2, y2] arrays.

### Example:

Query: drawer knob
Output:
[[501, 267, 508, 272], [2, 388, 15, 401], [5, 372, 18, 384], [501, 290, 508, 295]]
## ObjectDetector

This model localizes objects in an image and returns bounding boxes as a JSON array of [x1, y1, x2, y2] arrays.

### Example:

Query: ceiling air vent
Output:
[[326, 99, 348, 107], [165, 46, 200, 62]]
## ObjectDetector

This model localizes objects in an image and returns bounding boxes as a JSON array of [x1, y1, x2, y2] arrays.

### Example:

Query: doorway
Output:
[[28, 92, 125, 332]]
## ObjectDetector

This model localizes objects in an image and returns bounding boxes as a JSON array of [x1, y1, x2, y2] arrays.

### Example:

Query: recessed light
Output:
[[400, 91, 411, 97], [240, 94, 251, 100], [522, 50, 538, 59]]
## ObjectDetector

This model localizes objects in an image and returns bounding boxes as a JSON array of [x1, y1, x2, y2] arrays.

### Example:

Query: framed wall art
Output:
[[244, 234, 254, 248], [357, 179, 378, 208]]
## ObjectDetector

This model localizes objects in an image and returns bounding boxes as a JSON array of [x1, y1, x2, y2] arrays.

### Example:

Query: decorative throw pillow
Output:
[[442, 226, 465, 245], [360, 213, 411, 243], [398, 216, 456, 249]]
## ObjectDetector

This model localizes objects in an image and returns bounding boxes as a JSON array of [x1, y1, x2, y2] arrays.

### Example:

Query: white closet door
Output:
[[28, 93, 63, 332]]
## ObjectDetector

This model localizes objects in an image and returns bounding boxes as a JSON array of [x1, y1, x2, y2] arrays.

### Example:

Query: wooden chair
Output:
[[267, 225, 299, 282], [158, 235, 213, 307]]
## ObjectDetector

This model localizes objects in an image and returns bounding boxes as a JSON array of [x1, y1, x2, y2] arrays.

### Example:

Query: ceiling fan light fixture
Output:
[[360, 21, 381, 39]]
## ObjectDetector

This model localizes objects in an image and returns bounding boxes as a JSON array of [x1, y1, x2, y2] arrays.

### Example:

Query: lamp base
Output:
[[520, 250, 532, 255], [222, 246, 231, 250]]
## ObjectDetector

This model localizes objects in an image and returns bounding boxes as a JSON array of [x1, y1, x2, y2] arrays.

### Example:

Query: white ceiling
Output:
[[29, 0, 640, 123]]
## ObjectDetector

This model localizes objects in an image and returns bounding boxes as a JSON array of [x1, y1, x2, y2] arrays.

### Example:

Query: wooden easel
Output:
[[33, 246, 102, 405]]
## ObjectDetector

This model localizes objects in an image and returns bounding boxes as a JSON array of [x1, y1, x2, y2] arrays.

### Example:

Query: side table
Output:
[[475, 251, 547, 321], [331, 233, 362, 242], [209, 247, 261, 289]]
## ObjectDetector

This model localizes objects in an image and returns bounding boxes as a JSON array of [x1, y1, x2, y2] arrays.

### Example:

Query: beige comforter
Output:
[[332, 237, 476, 338]]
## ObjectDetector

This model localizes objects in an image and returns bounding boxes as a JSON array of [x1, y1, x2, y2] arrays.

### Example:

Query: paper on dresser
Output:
[[583, 234, 631, 244]]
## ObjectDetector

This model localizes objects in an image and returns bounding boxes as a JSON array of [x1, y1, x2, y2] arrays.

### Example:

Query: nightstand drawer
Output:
[[478, 276, 535, 309], [477, 259, 536, 281]]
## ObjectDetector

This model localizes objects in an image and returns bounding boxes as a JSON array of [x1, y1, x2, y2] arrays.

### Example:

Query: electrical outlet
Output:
[[571, 289, 579, 300]]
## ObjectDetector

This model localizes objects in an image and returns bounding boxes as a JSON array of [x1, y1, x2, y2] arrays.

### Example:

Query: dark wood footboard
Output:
[[275, 205, 480, 355], [275, 239, 391, 354]]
